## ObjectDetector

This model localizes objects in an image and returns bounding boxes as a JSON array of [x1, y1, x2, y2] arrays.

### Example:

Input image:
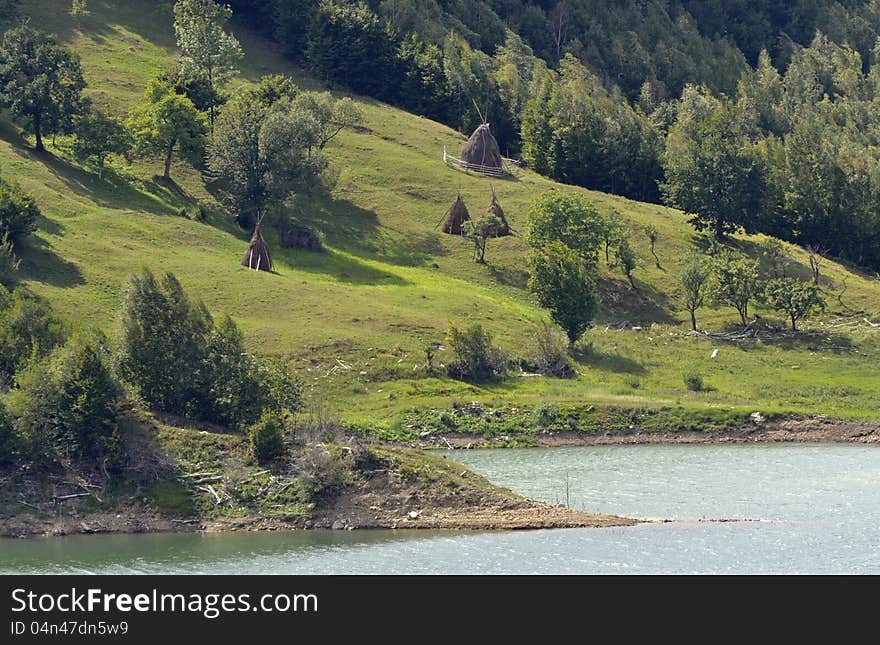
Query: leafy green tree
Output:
[[0, 175, 40, 245], [0, 26, 85, 152], [250, 73, 298, 107], [612, 236, 638, 289], [161, 65, 225, 120], [13, 335, 121, 464], [737, 49, 789, 135], [290, 91, 362, 153], [527, 55, 662, 202], [525, 192, 605, 268], [173, 0, 243, 129], [441, 32, 503, 135], [306, 1, 399, 101], [762, 277, 825, 331], [202, 315, 264, 428], [780, 111, 841, 251], [521, 72, 557, 176], [208, 86, 343, 228], [116, 270, 300, 426], [257, 358, 303, 417], [275, 0, 316, 58], [463, 214, 501, 264], [115, 270, 212, 415], [249, 411, 285, 464], [528, 240, 598, 348], [126, 79, 207, 179], [72, 109, 132, 178], [395, 34, 452, 123], [0, 289, 66, 381], [712, 250, 762, 327], [678, 254, 712, 331], [662, 99, 764, 239]]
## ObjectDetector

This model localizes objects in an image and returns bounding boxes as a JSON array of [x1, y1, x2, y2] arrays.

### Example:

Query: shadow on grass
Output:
[[714, 322, 857, 353], [273, 246, 410, 286], [43, 1, 177, 51], [488, 263, 529, 289], [572, 346, 647, 375], [17, 234, 85, 288], [286, 196, 448, 269], [2, 131, 200, 218], [597, 275, 679, 325]]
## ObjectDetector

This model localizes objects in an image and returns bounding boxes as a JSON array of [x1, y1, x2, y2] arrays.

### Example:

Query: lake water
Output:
[[2, 444, 879, 574]]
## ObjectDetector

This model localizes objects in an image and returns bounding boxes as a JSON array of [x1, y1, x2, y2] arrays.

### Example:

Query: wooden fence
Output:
[[443, 147, 518, 177]]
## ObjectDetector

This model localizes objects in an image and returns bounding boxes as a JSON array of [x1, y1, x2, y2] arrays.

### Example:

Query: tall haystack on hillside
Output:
[[487, 186, 511, 236], [242, 217, 272, 271], [461, 123, 502, 170], [441, 195, 471, 235]]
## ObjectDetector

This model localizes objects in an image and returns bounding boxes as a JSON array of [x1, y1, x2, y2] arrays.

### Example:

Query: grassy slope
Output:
[[4, 0, 880, 429]]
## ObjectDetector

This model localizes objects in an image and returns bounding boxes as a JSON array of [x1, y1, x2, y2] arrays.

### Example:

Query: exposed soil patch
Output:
[[0, 447, 634, 538]]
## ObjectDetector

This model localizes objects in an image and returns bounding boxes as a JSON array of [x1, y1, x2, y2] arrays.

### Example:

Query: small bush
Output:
[[684, 372, 704, 392], [446, 323, 508, 382], [531, 402, 560, 428], [531, 322, 574, 378], [249, 411, 286, 464], [297, 443, 355, 499], [281, 221, 324, 251]]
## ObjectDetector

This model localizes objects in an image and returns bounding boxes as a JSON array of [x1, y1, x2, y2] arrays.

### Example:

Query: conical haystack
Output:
[[241, 219, 272, 271], [486, 186, 511, 236], [441, 195, 471, 235], [461, 123, 502, 169]]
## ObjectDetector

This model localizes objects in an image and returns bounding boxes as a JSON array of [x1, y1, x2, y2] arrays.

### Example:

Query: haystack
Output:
[[461, 123, 502, 170], [241, 218, 272, 271], [441, 195, 471, 235], [486, 186, 511, 236]]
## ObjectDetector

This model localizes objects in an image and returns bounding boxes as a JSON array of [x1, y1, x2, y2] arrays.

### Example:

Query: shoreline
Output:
[[3, 416, 877, 540], [415, 417, 880, 449], [0, 497, 636, 539]]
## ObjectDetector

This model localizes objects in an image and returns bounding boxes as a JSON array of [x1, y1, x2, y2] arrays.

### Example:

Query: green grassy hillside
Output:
[[4, 0, 880, 431]]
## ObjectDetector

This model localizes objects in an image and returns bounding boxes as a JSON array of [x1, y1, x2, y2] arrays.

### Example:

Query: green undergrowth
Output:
[[350, 401, 771, 443]]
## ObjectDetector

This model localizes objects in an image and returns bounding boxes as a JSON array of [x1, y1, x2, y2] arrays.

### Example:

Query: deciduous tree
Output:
[[173, 0, 243, 129], [72, 109, 132, 178], [528, 240, 598, 348], [678, 254, 712, 331], [126, 79, 207, 179], [712, 250, 761, 327], [0, 27, 85, 151], [762, 277, 824, 331]]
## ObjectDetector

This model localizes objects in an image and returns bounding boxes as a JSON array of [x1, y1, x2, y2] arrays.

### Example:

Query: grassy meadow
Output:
[[3, 0, 880, 435]]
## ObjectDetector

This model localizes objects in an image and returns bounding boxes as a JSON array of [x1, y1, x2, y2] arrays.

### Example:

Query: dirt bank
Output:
[[421, 417, 880, 449], [0, 446, 635, 538]]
